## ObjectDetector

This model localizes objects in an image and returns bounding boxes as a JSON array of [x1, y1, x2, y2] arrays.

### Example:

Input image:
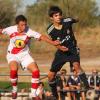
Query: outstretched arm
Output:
[[39, 35, 60, 46], [40, 35, 69, 52]]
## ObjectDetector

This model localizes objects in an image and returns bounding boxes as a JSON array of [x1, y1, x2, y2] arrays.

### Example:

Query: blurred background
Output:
[[0, 0, 100, 95], [0, 0, 100, 67]]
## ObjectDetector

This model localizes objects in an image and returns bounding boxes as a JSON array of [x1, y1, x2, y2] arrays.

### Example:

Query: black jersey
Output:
[[56, 75, 68, 89], [67, 76, 81, 86], [88, 76, 100, 87], [47, 17, 78, 53]]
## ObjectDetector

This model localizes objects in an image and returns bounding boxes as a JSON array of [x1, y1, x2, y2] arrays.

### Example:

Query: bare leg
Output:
[[81, 92, 86, 100]]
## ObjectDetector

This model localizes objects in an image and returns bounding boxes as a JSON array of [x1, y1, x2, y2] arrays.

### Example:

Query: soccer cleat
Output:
[[12, 92, 17, 99]]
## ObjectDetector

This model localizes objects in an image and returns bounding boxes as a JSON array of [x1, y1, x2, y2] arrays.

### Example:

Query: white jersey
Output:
[[2, 25, 41, 54]]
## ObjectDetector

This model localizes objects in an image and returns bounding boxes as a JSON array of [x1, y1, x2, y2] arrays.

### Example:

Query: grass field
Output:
[[0, 82, 30, 90], [0, 81, 50, 92]]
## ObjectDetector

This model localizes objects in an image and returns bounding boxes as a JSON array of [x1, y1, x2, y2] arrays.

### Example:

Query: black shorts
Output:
[[50, 50, 80, 72]]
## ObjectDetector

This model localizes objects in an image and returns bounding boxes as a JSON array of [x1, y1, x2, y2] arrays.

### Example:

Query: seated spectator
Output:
[[45, 91, 55, 100], [38, 82, 56, 100], [88, 69, 100, 96], [67, 69, 85, 100], [56, 69, 71, 100], [37, 82, 45, 100]]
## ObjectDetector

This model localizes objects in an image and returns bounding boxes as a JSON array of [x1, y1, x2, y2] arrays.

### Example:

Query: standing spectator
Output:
[[56, 69, 71, 100], [67, 69, 86, 100], [37, 82, 45, 100]]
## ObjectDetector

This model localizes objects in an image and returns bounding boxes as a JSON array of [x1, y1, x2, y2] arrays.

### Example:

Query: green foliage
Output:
[[0, 0, 16, 27], [0, 81, 50, 92], [0, 81, 31, 92], [69, 0, 99, 27], [25, 0, 99, 29]]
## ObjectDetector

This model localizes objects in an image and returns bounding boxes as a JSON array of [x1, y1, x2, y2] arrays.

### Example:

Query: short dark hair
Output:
[[15, 15, 27, 24], [48, 6, 62, 17]]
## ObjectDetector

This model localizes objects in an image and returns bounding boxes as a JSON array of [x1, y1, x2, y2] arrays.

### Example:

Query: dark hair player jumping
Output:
[[47, 6, 89, 99]]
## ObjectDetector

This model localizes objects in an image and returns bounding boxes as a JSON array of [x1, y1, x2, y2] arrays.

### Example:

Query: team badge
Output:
[[15, 39, 25, 48]]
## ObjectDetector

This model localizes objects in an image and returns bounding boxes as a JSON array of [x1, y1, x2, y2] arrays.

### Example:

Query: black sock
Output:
[[48, 79, 58, 99], [79, 73, 89, 89]]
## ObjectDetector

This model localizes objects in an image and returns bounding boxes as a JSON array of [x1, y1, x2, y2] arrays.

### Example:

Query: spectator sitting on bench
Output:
[[88, 69, 100, 96], [67, 69, 86, 100], [56, 69, 71, 100]]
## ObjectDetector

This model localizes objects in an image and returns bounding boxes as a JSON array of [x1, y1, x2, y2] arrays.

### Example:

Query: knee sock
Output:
[[10, 70, 18, 93], [31, 70, 40, 97], [48, 78, 58, 99]]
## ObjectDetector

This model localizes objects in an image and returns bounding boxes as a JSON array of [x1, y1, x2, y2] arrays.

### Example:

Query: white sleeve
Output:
[[2, 26, 16, 35], [2, 27, 11, 35], [27, 28, 41, 39]]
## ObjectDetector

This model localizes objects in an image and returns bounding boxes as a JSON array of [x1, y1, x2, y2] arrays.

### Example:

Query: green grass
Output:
[[0, 81, 31, 92], [0, 81, 51, 92]]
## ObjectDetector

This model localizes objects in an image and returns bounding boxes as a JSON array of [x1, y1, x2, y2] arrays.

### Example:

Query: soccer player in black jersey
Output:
[[47, 6, 89, 99]]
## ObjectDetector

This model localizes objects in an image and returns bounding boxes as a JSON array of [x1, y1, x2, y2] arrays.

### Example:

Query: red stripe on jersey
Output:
[[10, 32, 25, 38], [10, 32, 19, 38], [11, 47, 24, 54]]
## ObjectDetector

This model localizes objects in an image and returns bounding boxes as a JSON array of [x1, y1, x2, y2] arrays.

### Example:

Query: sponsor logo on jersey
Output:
[[15, 39, 25, 48]]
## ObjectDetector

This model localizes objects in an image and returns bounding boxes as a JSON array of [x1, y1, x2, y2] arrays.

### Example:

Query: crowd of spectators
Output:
[[37, 68, 100, 100]]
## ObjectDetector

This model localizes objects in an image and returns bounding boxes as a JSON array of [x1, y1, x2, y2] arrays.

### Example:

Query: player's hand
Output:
[[57, 46, 69, 52], [53, 40, 61, 46]]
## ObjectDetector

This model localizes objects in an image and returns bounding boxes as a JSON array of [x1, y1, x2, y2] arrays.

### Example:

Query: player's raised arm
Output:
[[64, 17, 79, 24]]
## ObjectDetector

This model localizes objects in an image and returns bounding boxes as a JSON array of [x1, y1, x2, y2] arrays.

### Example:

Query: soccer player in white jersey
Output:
[[0, 15, 60, 99]]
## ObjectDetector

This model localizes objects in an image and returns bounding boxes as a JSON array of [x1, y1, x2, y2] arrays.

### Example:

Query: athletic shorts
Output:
[[6, 51, 35, 70], [50, 50, 80, 72]]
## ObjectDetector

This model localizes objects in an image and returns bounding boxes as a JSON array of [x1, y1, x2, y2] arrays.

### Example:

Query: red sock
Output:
[[31, 70, 40, 89], [10, 70, 18, 86]]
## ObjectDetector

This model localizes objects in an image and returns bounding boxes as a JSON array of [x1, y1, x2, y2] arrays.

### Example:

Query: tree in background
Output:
[[0, 0, 21, 27], [25, 0, 99, 30]]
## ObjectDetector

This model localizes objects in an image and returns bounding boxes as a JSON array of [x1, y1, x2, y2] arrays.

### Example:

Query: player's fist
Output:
[[53, 40, 61, 46]]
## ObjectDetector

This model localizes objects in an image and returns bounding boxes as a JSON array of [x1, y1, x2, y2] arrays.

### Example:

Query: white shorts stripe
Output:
[[10, 78, 17, 83], [31, 78, 39, 83]]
